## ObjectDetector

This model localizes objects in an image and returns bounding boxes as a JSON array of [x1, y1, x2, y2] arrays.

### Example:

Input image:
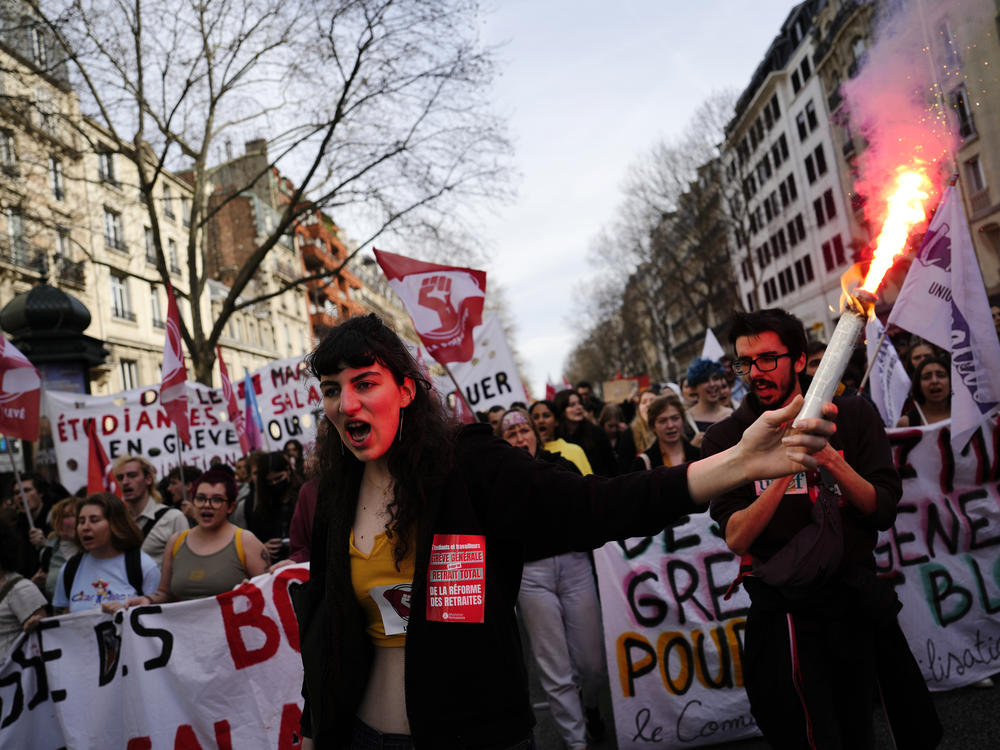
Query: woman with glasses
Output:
[[111, 469, 269, 606]]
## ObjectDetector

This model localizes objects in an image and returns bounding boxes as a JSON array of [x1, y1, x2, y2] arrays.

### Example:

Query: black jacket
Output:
[[294, 423, 701, 748]]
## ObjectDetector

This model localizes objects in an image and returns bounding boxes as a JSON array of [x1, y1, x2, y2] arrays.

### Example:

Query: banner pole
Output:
[[4, 436, 34, 529], [441, 363, 475, 416], [859, 327, 890, 392], [174, 423, 190, 506]]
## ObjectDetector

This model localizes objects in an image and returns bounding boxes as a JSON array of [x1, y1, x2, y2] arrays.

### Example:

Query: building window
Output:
[[168, 238, 180, 274], [0, 130, 15, 170], [832, 235, 846, 265], [55, 227, 70, 257], [181, 197, 191, 227], [796, 112, 808, 141], [98, 150, 117, 186], [770, 94, 780, 121], [746, 292, 754, 311], [151, 284, 164, 328], [111, 274, 134, 320], [29, 26, 47, 68], [814, 197, 826, 228], [800, 57, 811, 82], [34, 87, 54, 133], [795, 213, 806, 238], [805, 100, 818, 131], [120, 359, 139, 390], [144, 226, 156, 264], [49, 157, 64, 200], [951, 86, 976, 139], [965, 156, 987, 194], [936, 20, 962, 69], [824, 189, 836, 220], [104, 207, 125, 251], [815, 144, 828, 176], [805, 154, 816, 184], [163, 184, 175, 219], [7, 208, 25, 262], [791, 70, 801, 94], [786, 173, 797, 202]]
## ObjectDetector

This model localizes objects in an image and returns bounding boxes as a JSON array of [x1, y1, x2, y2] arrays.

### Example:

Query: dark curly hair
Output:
[[309, 314, 454, 567]]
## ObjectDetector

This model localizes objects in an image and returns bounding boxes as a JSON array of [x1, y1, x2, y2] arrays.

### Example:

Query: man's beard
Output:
[[747, 373, 798, 411]]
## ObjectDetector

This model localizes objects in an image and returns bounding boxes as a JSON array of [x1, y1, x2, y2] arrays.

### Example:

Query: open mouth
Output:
[[80, 535, 94, 546], [345, 420, 372, 445], [199, 511, 214, 522]]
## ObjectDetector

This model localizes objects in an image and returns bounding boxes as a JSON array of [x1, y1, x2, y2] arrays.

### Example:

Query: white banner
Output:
[[45, 356, 320, 491], [865, 315, 910, 428], [0, 565, 310, 749], [428, 314, 527, 412], [594, 419, 1000, 749], [887, 186, 1000, 450]]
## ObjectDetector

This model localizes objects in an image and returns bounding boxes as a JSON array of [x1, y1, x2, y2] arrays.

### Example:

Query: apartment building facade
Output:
[[723, 0, 865, 341]]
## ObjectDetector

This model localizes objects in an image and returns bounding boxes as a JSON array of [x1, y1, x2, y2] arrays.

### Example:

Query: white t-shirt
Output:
[[53, 552, 161, 613], [0, 577, 48, 662]]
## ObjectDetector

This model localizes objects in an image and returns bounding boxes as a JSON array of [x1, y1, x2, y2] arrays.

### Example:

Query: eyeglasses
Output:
[[731, 352, 792, 376], [192, 494, 228, 508]]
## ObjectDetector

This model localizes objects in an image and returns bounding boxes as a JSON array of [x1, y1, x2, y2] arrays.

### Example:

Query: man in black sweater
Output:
[[702, 308, 940, 750]]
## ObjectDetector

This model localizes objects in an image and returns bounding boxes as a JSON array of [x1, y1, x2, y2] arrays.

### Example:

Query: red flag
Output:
[[217, 347, 250, 453], [374, 248, 486, 365], [544, 383, 556, 401], [159, 284, 190, 445], [0, 337, 41, 441], [84, 418, 119, 495], [453, 392, 476, 424]]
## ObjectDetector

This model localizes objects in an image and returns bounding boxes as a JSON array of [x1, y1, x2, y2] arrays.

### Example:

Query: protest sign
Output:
[[429, 314, 526, 412], [593, 419, 1000, 749], [45, 357, 320, 491], [0, 565, 310, 750]]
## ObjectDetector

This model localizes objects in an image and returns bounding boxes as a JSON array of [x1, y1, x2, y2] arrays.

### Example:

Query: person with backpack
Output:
[[52, 493, 160, 614], [111, 455, 189, 567], [0, 520, 48, 662], [108, 469, 269, 608]]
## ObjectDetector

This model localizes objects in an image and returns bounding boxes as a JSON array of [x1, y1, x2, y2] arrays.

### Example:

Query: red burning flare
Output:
[[858, 168, 933, 296]]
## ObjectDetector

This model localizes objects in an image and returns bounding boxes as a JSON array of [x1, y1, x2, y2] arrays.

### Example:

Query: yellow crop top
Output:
[[350, 529, 415, 647]]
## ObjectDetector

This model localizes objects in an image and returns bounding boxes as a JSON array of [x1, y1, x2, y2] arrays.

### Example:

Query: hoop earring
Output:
[[397, 410, 404, 441]]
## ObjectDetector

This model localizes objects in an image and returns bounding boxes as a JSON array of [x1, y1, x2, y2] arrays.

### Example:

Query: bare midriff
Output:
[[357, 645, 409, 733]]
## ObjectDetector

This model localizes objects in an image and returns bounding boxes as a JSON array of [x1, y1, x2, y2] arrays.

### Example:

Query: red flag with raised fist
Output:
[[217, 347, 250, 453], [0, 337, 40, 441], [374, 248, 486, 365], [160, 284, 190, 445], [85, 418, 118, 495]]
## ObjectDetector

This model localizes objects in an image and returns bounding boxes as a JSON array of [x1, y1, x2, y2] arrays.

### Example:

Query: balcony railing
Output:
[[274, 259, 300, 279], [56, 257, 85, 288], [112, 308, 137, 322], [0, 239, 47, 274]]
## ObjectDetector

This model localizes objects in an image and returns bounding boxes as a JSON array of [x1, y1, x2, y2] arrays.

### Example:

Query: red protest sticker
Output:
[[426, 534, 485, 623]]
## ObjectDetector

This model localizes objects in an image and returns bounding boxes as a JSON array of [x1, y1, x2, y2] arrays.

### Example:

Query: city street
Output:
[[527, 647, 1000, 750]]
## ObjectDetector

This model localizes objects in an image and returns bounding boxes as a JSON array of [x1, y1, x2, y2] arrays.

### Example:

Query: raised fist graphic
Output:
[[418, 275, 459, 334]]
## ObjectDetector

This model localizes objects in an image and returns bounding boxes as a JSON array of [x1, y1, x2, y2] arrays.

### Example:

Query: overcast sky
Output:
[[478, 1, 800, 396]]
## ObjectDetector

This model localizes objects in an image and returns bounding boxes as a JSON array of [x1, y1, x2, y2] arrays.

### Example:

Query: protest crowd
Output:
[[2, 277, 1000, 749]]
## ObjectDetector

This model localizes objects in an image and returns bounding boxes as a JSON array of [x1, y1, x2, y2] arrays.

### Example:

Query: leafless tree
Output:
[[571, 91, 743, 383], [29, 0, 511, 382]]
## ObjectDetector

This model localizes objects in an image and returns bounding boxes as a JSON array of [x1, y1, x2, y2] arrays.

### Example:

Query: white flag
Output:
[[865, 316, 910, 428], [429, 314, 526, 413], [702, 327, 725, 361], [887, 186, 1000, 449]]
